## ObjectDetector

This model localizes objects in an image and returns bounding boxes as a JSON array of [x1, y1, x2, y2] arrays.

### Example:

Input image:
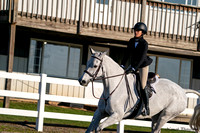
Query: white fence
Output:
[[0, 71, 196, 132]]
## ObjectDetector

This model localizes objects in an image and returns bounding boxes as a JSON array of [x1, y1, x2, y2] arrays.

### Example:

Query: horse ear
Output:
[[90, 48, 95, 54], [102, 50, 108, 56]]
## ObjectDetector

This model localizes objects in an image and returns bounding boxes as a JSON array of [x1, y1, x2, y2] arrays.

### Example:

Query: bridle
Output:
[[84, 55, 125, 101], [84, 55, 103, 80]]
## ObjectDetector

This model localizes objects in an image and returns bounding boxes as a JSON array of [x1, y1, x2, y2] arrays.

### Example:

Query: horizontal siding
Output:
[[0, 78, 6, 90], [49, 84, 84, 98]]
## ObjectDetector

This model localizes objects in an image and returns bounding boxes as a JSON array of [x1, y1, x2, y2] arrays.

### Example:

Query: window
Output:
[[28, 40, 43, 73], [42, 43, 69, 78], [159, 0, 198, 6], [97, 0, 109, 5], [149, 55, 192, 88], [157, 57, 180, 84], [180, 60, 191, 88], [28, 39, 82, 79], [149, 56, 156, 72]]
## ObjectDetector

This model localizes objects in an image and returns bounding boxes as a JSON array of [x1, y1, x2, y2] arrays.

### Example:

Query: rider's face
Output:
[[134, 30, 143, 38]]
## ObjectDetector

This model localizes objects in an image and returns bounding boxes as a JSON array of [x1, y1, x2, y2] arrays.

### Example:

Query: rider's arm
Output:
[[132, 41, 148, 70]]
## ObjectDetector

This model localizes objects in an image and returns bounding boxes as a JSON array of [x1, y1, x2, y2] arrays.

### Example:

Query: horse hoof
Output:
[[96, 126, 102, 132], [85, 130, 92, 133]]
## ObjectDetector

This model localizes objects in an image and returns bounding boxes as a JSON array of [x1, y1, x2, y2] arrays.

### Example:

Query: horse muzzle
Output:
[[78, 78, 89, 86]]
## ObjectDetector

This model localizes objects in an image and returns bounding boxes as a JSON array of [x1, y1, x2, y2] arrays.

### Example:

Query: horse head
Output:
[[78, 48, 107, 86]]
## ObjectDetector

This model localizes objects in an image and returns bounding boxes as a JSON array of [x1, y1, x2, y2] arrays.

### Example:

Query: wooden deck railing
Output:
[[146, 0, 200, 42], [0, 0, 17, 23], [1, 0, 200, 45]]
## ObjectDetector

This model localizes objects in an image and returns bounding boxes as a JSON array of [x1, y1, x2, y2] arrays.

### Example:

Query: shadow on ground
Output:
[[0, 120, 149, 133]]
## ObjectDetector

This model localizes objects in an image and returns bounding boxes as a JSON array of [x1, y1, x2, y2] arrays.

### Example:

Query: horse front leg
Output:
[[86, 109, 106, 133], [96, 112, 123, 132]]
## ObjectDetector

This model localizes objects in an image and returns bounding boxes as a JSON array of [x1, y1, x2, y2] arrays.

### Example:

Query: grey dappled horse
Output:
[[78, 48, 195, 133]]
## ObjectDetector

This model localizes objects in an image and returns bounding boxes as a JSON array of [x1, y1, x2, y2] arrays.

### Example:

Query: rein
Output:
[[91, 73, 125, 101], [84, 55, 126, 101]]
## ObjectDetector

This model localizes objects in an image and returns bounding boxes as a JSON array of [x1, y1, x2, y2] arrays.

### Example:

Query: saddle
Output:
[[124, 72, 159, 119], [146, 72, 159, 98], [136, 72, 158, 98]]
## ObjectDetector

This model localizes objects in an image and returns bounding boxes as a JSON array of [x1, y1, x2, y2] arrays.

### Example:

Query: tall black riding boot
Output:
[[142, 87, 150, 116]]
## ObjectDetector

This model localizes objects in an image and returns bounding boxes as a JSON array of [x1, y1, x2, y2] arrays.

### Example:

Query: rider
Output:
[[121, 22, 153, 116]]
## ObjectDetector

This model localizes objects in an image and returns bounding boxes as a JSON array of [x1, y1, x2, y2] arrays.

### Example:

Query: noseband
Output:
[[84, 55, 103, 80]]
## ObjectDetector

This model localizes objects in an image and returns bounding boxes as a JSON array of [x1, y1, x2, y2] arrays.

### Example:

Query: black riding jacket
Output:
[[121, 37, 152, 70]]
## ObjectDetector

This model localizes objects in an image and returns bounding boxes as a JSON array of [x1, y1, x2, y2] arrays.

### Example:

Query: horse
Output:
[[189, 104, 200, 133], [78, 48, 195, 133]]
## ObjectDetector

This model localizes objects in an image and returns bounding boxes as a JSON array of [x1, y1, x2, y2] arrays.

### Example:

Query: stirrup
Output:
[[146, 107, 150, 115], [141, 108, 150, 116]]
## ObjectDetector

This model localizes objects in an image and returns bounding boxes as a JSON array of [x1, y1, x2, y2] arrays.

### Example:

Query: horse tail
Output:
[[189, 104, 200, 132], [184, 89, 200, 97], [185, 89, 200, 132]]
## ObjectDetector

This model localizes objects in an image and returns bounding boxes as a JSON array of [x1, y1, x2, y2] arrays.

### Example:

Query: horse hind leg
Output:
[[151, 111, 162, 132], [151, 110, 179, 133]]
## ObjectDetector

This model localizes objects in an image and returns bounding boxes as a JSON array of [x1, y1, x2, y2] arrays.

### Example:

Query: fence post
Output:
[[117, 120, 124, 133], [36, 74, 47, 132], [140, 0, 147, 23]]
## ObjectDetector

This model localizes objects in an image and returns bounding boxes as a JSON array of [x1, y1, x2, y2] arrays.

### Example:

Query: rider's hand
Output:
[[125, 67, 135, 74], [130, 67, 135, 71]]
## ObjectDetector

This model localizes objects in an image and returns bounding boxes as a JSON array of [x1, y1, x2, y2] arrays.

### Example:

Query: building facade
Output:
[[0, 0, 200, 99]]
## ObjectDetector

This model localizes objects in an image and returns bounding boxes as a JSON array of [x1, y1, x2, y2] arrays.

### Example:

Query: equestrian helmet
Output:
[[133, 22, 147, 34]]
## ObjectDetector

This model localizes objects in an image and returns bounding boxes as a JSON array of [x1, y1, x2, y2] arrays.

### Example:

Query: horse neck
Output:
[[103, 55, 124, 77], [102, 56, 138, 106], [102, 55, 124, 90]]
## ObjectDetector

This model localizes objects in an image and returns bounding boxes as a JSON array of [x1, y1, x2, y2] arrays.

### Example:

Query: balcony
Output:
[[1, 0, 200, 54]]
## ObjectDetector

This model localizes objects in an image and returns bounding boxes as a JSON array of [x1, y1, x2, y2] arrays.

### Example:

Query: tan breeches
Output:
[[139, 66, 149, 89]]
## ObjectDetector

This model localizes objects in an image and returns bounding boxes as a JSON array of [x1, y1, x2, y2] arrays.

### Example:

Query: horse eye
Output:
[[94, 65, 98, 68]]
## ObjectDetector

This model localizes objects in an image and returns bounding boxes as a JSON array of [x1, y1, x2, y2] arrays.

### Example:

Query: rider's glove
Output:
[[125, 67, 135, 74]]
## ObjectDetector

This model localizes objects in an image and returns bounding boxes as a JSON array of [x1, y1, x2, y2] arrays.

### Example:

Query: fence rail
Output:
[[0, 71, 197, 132]]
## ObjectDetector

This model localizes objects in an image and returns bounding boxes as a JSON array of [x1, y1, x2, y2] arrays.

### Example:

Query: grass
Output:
[[0, 99, 194, 133]]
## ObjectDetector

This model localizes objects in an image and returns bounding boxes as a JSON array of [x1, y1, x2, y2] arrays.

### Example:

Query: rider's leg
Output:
[[139, 65, 150, 115]]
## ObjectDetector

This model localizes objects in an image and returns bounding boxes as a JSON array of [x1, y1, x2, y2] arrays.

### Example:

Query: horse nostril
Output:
[[81, 80, 86, 85]]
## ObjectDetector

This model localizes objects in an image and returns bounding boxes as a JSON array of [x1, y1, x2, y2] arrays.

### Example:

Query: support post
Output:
[[8, 0, 18, 23], [8, 0, 12, 23], [117, 120, 125, 133], [3, 0, 18, 108], [3, 23, 16, 108], [77, 0, 83, 34], [198, 22, 200, 51], [36, 74, 47, 132], [140, 0, 147, 23], [12, 0, 19, 23]]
